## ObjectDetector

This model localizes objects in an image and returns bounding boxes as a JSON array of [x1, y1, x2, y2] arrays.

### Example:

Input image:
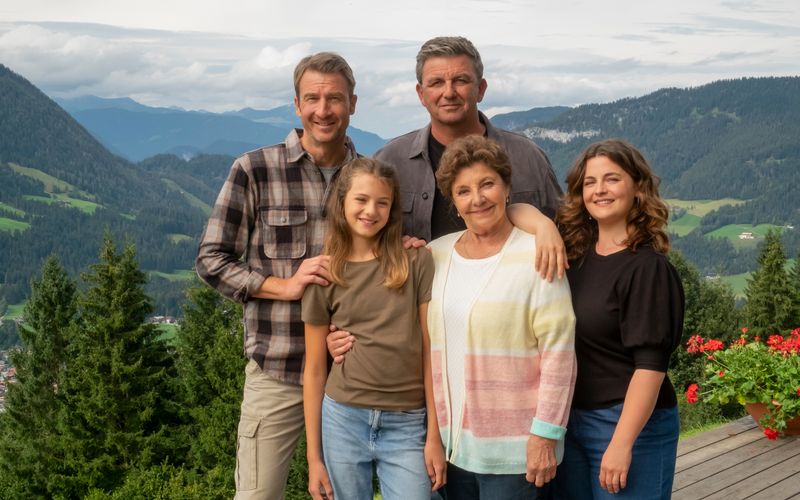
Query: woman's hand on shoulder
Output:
[[525, 434, 557, 487]]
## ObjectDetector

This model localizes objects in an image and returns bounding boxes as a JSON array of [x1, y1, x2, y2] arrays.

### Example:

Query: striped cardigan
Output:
[[428, 228, 577, 474]]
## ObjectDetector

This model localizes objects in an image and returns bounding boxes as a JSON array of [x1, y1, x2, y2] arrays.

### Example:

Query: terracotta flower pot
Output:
[[745, 403, 800, 436]]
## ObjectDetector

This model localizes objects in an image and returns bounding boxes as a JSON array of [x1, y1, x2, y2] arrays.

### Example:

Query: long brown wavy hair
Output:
[[323, 157, 408, 289], [556, 139, 670, 260]]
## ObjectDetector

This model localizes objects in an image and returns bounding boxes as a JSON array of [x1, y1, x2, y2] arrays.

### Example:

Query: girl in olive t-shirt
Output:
[[302, 158, 445, 500]]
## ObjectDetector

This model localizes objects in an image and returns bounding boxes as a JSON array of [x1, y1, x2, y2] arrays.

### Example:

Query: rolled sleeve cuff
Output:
[[531, 419, 566, 440], [241, 270, 269, 302]]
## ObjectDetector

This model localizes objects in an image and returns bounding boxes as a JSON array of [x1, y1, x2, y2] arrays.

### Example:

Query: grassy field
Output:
[[4, 302, 26, 321], [706, 223, 786, 249], [9, 162, 76, 192], [156, 323, 178, 342], [10, 163, 101, 214], [161, 178, 212, 215], [0, 217, 31, 232], [666, 198, 748, 236], [9, 163, 95, 200], [718, 273, 749, 298], [717, 258, 795, 299], [169, 233, 194, 244], [0, 202, 25, 217], [667, 198, 747, 217], [667, 213, 701, 237], [150, 269, 195, 282], [53, 193, 102, 214]]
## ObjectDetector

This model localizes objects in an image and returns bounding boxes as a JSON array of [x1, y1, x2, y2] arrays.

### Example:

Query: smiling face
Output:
[[451, 161, 510, 236], [294, 69, 356, 153], [582, 155, 639, 230], [416, 55, 487, 130], [343, 172, 393, 246]]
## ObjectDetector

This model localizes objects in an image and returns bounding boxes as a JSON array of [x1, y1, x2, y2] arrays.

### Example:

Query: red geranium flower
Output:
[[763, 428, 779, 440], [704, 339, 725, 352], [686, 383, 699, 404], [797, 387, 800, 397], [719, 371, 725, 377], [741, 327, 749, 334]]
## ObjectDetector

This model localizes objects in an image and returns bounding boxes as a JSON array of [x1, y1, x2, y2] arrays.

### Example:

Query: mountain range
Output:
[[56, 96, 386, 160], [1, 63, 798, 317]]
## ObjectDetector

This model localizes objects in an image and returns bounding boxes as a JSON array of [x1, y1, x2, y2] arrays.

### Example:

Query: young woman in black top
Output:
[[549, 139, 684, 499]]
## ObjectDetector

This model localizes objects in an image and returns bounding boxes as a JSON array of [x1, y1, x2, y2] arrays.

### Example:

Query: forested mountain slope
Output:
[[0, 65, 207, 311]]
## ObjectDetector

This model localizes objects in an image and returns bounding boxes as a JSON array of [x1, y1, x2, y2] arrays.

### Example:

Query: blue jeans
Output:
[[441, 462, 539, 500], [552, 404, 679, 499], [321, 395, 431, 500]]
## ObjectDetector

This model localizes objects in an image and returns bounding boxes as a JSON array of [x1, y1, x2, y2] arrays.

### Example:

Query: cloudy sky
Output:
[[1, 0, 798, 138]]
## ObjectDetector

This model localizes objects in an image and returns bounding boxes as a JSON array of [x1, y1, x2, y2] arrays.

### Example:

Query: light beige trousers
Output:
[[234, 359, 305, 500]]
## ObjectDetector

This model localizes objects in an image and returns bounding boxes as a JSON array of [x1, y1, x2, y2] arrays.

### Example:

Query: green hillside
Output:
[[0, 65, 211, 314]]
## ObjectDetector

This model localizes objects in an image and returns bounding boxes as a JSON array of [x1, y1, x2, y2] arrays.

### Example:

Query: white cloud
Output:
[[0, 0, 798, 138]]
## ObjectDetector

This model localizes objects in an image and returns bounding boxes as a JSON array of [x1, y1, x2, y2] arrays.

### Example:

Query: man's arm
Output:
[[197, 158, 332, 303], [196, 159, 265, 303], [507, 203, 568, 281]]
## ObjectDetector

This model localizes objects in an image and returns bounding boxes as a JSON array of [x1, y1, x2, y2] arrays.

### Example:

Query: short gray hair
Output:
[[293, 52, 355, 97], [415, 36, 484, 83]]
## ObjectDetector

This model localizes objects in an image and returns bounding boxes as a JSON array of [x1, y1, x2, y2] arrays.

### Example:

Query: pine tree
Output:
[[51, 236, 180, 497], [669, 251, 740, 390], [0, 255, 76, 499], [744, 230, 793, 336], [174, 280, 244, 477], [789, 252, 800, 323]]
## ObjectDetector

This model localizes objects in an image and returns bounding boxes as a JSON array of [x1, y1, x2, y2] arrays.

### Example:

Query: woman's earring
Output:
[[457, 212, 462, 218]]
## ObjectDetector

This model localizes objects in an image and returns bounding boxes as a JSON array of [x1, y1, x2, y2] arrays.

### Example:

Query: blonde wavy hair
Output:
[[556, 139, 670, 260], [324, 157, 408, 289]]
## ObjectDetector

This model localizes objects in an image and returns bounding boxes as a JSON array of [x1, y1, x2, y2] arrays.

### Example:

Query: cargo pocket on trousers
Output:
[[236, 416, 260, 491]]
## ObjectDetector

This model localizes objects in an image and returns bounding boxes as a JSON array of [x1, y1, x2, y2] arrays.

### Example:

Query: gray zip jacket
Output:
[[374, 112, 563, 241]]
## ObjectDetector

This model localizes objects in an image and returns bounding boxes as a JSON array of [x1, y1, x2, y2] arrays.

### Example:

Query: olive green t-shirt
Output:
[[301, 247, 434, 410]]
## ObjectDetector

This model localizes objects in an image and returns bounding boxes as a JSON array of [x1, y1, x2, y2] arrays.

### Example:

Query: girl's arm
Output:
[[303, 323, 334, 500], [599, 368, 665, 494], [506, 203, 568, 282], [420, 302, 446, 491]]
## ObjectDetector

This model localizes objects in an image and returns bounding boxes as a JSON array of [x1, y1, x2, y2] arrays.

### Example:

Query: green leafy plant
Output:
[[685, 327, 800, 439]]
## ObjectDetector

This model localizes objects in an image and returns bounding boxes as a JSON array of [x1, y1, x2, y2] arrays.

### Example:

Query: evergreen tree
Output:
[[174, 280, 244, 478], [744, 230, 793, 336], [51, 236, 180, 497], [789, 252, 800, 323], [0, 256, 76, 499], [669, 251, 740, 390]]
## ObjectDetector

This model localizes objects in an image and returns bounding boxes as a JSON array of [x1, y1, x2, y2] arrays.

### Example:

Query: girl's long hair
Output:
[[323, 157, 409, 289], [556, 139, 670, 260]]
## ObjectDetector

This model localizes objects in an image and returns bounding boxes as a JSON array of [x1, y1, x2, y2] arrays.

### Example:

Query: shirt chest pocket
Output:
[[260, 208, 308, 259]]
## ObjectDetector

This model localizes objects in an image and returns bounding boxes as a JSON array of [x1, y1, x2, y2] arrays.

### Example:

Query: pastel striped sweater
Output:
[[428, 228, 577, 474]]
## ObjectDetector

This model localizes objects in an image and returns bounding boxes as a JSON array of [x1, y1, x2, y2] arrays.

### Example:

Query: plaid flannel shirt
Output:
[[196, 129, 357, 385]]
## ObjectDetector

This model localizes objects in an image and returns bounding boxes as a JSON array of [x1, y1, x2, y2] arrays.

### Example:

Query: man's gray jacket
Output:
[[374, 112, 563, 241]]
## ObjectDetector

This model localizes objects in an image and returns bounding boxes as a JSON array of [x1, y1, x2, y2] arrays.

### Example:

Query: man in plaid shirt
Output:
[[196, 52, 358, 500]]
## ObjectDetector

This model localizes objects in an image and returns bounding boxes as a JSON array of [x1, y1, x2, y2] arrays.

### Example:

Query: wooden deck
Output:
[[673, 416, 800, 499]]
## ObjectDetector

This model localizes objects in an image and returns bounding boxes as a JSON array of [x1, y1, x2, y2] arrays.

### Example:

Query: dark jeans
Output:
[[551, 404, 679, 499], [440, 462, 539, 499]]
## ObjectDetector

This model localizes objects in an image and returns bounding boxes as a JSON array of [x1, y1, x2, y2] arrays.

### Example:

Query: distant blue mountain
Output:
[[56, 97, 387, 160]]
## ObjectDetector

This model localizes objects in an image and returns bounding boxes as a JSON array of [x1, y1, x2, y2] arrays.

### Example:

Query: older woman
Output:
[[427, 135, 576, 499]]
